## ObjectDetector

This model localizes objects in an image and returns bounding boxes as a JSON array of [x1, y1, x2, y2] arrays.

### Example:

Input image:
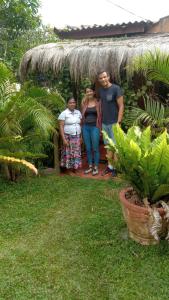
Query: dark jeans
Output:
[[82, 124, 100, 166]]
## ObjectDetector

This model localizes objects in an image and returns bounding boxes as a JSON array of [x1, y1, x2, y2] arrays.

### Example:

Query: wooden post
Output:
[[53, 130, 60, 175], [1, 164, 10, 180]]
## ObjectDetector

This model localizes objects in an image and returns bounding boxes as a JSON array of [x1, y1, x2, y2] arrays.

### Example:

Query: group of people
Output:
[[58, 70, 124, 177]]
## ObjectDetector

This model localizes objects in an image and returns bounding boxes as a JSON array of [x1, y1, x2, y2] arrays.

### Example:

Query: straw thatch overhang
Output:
[[54, 21, 152, 39], [19, 33, 169, 83]]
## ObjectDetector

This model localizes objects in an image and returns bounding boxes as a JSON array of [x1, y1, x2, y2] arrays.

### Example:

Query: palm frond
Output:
[[0, 149, 47, 159], [0, 62, 13, 84], [125, 96, 166, 127], [0, 80, 16, 104], [23, 85, 65, 114], [0, 95, 22, 136], [22, 97, 55, 136], [131, 50, 169, 85], [0, 155, 38, 175]]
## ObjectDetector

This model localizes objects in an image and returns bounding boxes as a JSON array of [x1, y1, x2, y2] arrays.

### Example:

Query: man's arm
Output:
[[117, 96, 124, 124]]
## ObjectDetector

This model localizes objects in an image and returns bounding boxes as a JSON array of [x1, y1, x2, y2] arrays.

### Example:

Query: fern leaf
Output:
[[127, 126, 141, 142], [139, 126, 151, 153]]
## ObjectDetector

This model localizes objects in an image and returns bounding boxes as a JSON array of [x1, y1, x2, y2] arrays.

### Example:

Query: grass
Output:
[[0, 175, 169, 300]]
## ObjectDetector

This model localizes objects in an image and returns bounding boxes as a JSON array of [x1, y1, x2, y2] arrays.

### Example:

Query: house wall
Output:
[[147, 16, 169, 33]]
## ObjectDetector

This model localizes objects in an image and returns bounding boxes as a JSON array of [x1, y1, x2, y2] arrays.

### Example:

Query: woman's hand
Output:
[[63, 139, 69, 147]]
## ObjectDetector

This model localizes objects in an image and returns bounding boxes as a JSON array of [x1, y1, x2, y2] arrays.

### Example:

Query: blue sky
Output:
[[39, 0, 169, 28]]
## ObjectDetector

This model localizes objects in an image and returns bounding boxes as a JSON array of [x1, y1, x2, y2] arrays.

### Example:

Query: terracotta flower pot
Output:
[[119, 188, 167, 245]]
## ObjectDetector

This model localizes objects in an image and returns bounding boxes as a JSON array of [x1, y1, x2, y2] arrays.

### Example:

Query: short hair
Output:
[[66, 97, 76, 104], [97, 70, 110, 78]]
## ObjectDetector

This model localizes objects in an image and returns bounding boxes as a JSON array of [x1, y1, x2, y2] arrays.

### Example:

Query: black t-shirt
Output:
[[84, 106, 97, 126], [99, 84, 123, 124]]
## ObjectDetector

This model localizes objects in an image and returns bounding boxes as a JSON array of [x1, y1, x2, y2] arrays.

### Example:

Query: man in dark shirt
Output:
[[98, 70, 124, 176]]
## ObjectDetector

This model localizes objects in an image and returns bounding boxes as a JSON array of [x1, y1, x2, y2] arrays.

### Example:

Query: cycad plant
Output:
[[0, 62, 64, 180], [104, 124, 169, 203], [104, 124, 169, 242]]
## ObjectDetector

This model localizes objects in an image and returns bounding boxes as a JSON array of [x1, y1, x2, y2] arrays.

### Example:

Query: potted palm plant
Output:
[[104, 124, 169, 245]]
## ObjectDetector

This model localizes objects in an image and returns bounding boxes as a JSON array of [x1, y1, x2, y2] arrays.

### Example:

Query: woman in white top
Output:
[[58, 97, 82, 170]]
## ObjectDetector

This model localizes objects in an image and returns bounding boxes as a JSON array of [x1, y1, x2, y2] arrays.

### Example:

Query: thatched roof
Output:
[[19, 33, 169, 82]]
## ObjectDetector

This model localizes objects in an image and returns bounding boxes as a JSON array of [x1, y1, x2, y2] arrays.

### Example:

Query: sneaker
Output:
[[92, 167, 99, 176], [101, 166, 112, 176], [111, 169, 117, 177], [84, 166, 93, 174]]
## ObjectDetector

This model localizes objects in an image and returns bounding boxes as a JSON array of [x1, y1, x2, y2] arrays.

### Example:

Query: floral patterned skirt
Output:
[[60, 134, 82, 169]]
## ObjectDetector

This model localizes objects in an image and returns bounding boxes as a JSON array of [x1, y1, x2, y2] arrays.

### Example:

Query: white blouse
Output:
[[58, 108, 82, 135]]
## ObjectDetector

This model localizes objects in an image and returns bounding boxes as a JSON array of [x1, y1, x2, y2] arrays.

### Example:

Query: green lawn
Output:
[[0, 175, 169, 300]]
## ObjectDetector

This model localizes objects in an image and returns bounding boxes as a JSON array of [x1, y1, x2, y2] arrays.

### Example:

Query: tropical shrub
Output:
[[125, 50, 169, 132], [0, 62, 64, 180], [130, 49, 169, 86], [122, 80, 153, 130], [124, 95, 169, 135]]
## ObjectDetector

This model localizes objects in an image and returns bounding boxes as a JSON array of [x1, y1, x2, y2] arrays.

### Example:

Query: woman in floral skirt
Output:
[[58, 97, 82, 171]]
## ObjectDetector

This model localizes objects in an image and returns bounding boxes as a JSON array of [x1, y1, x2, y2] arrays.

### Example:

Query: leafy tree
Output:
[[0, 0, 40, 38], [8, 25, 59, 71], [0, 0, 49, 69]]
